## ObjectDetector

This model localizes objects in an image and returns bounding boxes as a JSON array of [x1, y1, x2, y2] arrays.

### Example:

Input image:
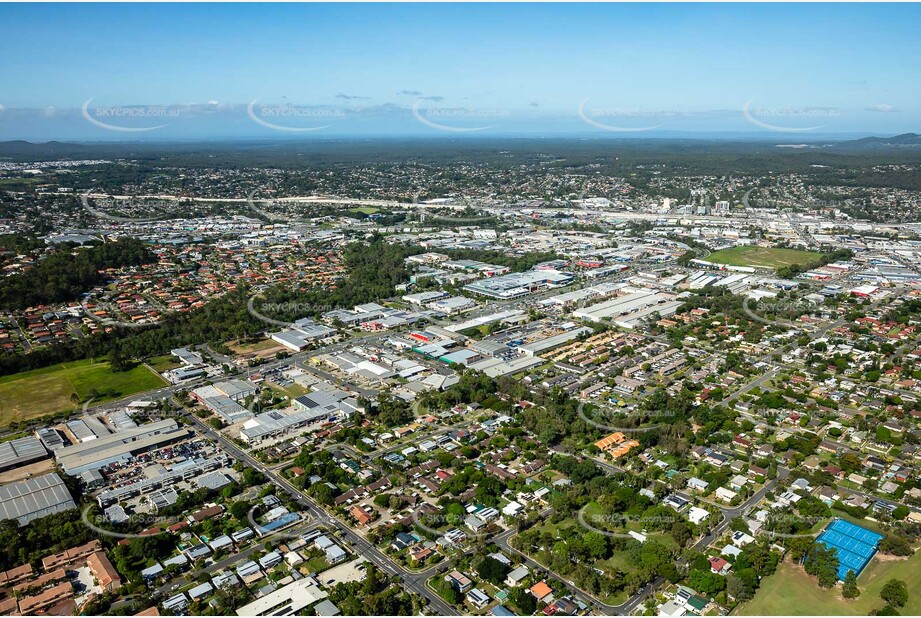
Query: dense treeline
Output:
[[256, 238, 421, 321], [0, 238, 154, 310], [0, 508, 96, 570], [440, 248, 562, 272], [0, 233, 45, 255]]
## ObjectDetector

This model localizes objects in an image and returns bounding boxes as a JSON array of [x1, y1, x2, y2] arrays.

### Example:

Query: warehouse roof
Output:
[[0, 473, 76, 526], [0, 436, 48, 470]]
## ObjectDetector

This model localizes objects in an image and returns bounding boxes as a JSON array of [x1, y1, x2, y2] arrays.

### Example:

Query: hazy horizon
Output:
[[1, 3, 919, 141]]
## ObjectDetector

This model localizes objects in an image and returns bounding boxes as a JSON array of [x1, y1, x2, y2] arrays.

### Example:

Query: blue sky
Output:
[[0, 3, 918, 139]]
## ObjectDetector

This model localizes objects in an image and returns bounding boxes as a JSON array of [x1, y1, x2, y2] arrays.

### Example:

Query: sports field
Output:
[[0, 359, 167, 427], [707, 246, 821, 269], [737, 551, 921, 616]]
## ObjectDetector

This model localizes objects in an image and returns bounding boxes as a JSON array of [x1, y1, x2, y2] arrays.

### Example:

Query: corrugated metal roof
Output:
[[0, 436, 48, 469], [0, 473, 76, 526]]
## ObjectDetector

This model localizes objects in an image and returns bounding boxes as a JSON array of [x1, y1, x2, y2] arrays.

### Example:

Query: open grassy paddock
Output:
[[736, 551, 921, 616], [227, 337, 284, 356], [0, 359, 167, 427], [707, 245, 821, 269]]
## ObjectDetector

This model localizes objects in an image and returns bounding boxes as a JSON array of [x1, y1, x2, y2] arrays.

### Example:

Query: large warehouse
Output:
[[0, 473, 76, 526], [54, 419, 189, 475], [0, 436, 48, 472], [463, 269, 574, 299]]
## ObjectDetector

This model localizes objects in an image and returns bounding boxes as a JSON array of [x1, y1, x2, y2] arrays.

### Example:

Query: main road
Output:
[[179, 408, 458, 615]]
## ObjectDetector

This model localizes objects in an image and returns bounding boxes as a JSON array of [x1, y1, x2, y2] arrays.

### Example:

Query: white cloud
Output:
[[865, 104, 898, 113]]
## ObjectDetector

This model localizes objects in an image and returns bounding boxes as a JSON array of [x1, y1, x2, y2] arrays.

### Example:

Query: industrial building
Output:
[[96, 454, 232, 507], [235, 577, 328, 616], [572, 290, 680, 324], [427, 295, 477, 315], [240, 390, 361, 444], [54, 419, 189, 475], [518, 327, 592, 356], [271, 318, 337, 352], [0, 436, 48, 471], [191, 379, 258, 424], [463, 269, 574, 299], [0, 473, 76, 526]]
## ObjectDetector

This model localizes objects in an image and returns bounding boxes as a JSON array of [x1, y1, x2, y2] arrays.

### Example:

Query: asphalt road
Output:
[[181, 409, 458, 616]]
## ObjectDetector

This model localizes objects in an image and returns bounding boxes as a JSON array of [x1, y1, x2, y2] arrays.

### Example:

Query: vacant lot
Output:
[[737, 552, 921, 616], [0, 359, 167, 427], [227, 337, 284, 357], [147, 354, 181, 372], [708, 246, 821, 269]]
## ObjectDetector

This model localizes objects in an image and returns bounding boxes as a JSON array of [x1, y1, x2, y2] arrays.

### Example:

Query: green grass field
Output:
[[737, 552, 921, 616], [147, 354, 181, 372], [0, 359, 167, 427], [708, 246, 821, 269]]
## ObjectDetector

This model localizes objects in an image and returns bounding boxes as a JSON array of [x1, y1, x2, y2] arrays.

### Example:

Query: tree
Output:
[[512, 586, 536, 614], [876, 605, 901, 616], [107, 346, 132, 372], [843, 570, 860, 599], [671, 521, 692, 547], [878, 534, 913, 556], [803, 542, 839, 588], [880, 579, 908, 608], [476, 555, 509, 586], [727, 573, 754, 602], [229, 500, 251, 521], [583, 531, 609, 559], [310, 483, 335, 505], [438, 581, 460, 605], [689, 569, 725, 596]]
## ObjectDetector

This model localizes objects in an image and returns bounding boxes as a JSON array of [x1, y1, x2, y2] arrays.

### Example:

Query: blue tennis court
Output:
[[815, 518, 884, 580]]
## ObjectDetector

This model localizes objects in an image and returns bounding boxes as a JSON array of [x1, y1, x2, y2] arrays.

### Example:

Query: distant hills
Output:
[[847, 133, 921, 146], [0, 134, 919, 166]]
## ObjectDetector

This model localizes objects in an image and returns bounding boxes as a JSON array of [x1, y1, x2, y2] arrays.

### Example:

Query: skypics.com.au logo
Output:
[[247, 99, 346, 133], [742, 100, 840, 133], [81, 99, 180, 133], [577, 401, 678, 435], [577, 507, 683, 539], [80, 190, 163, 224], [412, 97, 510, 133], [577, 100, 678, 133]]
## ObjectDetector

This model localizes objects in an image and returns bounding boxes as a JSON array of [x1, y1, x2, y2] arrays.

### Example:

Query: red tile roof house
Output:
[[351, 505, 373, 526], [709, 556, 731, 575]]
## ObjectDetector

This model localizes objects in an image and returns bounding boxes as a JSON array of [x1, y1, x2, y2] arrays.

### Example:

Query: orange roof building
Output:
[[594, 432, 641, 459], [529, 581, 553, 601], [0, 563, 33, 587], [18, 581, 73, 615], [594, 432, 627, 450], [350, 505, 373, 526], [86, 551, 122, 592], [41, 540, 101, 571]]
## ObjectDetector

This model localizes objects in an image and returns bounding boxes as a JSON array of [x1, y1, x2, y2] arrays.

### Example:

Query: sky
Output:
[[0, 3, 919, 140]]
